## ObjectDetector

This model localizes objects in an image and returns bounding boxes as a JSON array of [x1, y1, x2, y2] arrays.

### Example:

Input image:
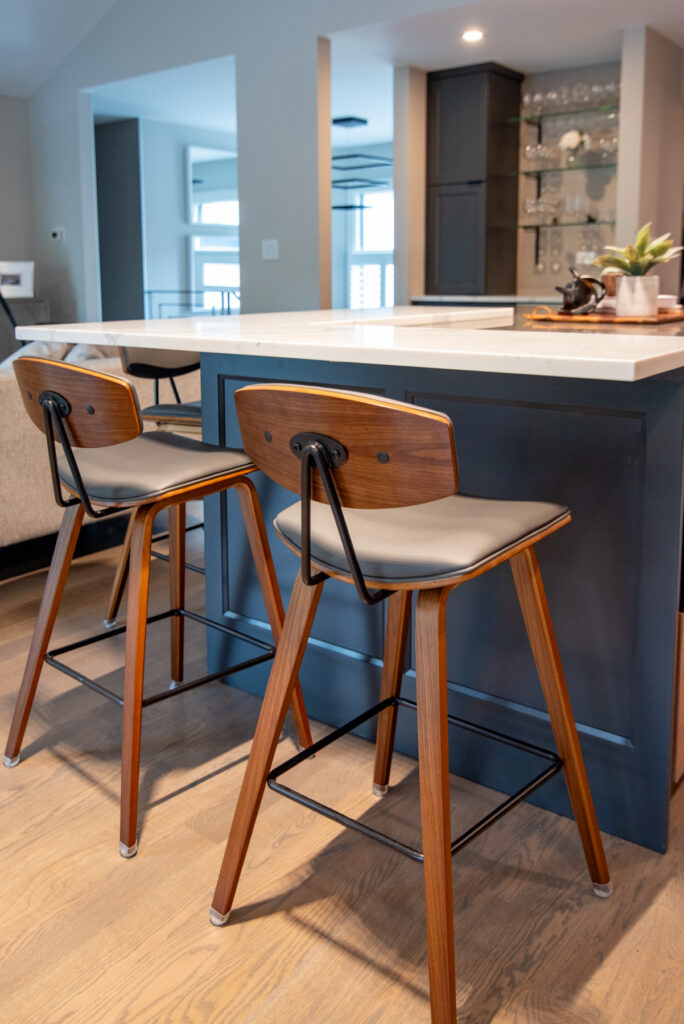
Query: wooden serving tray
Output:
[[526, 305, 684, 325]]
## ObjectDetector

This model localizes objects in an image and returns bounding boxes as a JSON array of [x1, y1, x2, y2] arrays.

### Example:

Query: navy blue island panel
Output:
[[200, 351, 684, 853]]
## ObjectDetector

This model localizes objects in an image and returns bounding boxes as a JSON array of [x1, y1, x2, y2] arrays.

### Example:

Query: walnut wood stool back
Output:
[[104, 346, 205, 627], [4, 358, 312, 858], [209, 384, 611, 1024]]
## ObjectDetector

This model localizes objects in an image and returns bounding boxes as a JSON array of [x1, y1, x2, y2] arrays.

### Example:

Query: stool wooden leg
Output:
[[4, 503, 85, 767], [510, 546, 611, 896], [168, 503, 186, 685], [373, 590, 412, 795], [235, 478, 313, 749], [416, 586, 457, 1024], [104, 512, 134, 626], [210, 573, 323, 924], [119, 504, 155, 858]]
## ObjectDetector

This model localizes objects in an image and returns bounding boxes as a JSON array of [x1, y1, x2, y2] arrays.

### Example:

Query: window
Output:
[[354, 191, 394, 252], [194, 199, 240, 227], [187, 146, 240, 314], [191, 234, 240, 313], [349, 189, 394, 309]]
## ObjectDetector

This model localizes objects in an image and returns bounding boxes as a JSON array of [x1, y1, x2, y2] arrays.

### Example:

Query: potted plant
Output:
[[594, 223, 683, 317]]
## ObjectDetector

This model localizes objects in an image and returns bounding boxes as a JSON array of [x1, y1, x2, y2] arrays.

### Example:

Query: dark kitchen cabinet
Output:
[[425, 63, 522, 295]]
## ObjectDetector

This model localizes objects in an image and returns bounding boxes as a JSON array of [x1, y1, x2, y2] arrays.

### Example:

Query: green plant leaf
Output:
[[656, 246, 684, 262], [649, 240, 674, 259], [594, 254, 631, 271], [647, 232, 672, 252], [634, 222, 651, 255], [596, 225, 681, 276]]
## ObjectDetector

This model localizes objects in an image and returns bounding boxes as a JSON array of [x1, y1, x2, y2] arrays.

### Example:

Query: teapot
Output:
[[555, 267, 606, 315]]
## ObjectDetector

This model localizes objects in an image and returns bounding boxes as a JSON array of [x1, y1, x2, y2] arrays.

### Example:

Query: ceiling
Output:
[[88, 47, 392, 149], [0, 0, 118, 96], [90, 56, 238, 140], [1, 0, 683, 149], [331, 44, 393, 147], [332, 0, 684, 76]]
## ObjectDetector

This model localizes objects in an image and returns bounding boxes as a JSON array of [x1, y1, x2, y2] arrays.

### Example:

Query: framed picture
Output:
[[0, 261, 34, 298]]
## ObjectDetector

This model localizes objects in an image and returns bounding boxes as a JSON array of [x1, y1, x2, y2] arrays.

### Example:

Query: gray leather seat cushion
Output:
[[58, 431, 253, 506], [275, 494, 569, 584], [141, 401, 202, 420]]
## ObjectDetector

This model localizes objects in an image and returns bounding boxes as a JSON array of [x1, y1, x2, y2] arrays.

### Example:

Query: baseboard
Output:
[[0, 515, 130, 582]]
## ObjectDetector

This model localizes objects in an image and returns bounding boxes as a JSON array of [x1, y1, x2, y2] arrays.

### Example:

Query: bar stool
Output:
[[209, 384, 611, 1024], [4, 358, 312, 857], [104, 347, 204, 626], [119, 345, 202, 432]]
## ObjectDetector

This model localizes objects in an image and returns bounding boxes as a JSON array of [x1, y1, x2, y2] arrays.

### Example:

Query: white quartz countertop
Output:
[[412, 294, 561, 305], [16, 305, 684, 382]]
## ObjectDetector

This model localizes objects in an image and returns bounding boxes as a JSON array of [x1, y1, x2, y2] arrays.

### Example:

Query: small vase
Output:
[[602, 272, 621, 298], [616, 274, 659, 318]]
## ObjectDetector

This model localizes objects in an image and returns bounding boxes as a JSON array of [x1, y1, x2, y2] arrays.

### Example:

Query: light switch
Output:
[[261, 238, 279, 261]]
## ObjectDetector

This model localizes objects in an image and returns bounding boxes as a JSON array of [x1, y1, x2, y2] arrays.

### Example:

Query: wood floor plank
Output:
[[1, 540, 683, 1022]]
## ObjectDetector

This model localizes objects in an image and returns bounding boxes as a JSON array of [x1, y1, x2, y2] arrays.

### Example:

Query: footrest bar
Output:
[[150, 549, 206, 575], [44, 607, 275, 708], [267, 696, 563, 863], [269, 778, 425, 863], [141, 651, 274, 707], [149, 521, 205, 574]]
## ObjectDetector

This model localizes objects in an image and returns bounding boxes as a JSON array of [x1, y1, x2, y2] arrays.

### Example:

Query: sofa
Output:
[[0, 339, 201, 558]]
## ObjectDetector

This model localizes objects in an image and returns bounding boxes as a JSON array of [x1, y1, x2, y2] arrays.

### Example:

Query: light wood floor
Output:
[[1, 536, 683, 1024]]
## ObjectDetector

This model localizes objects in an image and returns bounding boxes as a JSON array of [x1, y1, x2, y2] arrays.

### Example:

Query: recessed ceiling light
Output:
[[462, 28, 484, 42]]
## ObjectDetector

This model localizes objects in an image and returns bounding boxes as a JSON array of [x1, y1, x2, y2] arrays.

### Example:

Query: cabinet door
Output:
[[426, 183, 486, 294], [427, 72, 487, 185]]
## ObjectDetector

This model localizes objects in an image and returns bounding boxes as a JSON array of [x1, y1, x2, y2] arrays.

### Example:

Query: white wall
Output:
[[25, 0, 461, 321], [0, 95, 33, 262]]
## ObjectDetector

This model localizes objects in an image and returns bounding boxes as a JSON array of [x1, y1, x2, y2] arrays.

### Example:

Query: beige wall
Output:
[[393, 67, 426, 305], [617, 26, 684, 294]]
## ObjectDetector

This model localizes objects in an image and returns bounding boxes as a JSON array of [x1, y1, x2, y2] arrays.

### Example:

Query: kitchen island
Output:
[[17, 305, 684, 851]]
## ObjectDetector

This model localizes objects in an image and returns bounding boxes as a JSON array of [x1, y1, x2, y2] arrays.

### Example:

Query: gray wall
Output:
[[0, 95, 33, 262]]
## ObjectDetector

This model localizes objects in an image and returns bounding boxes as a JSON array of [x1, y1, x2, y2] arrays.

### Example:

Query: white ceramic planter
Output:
[[616, 274, 659, 318]]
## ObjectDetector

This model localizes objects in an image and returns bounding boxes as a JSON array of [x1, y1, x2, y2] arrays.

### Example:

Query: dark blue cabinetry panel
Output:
[[201, 353, 684, 852]]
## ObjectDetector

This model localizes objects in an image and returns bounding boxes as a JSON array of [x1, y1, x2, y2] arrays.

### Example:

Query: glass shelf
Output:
[[518, 220, 616, 230], [515, 162, 617, 177], [509, 105, 619, 124]]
